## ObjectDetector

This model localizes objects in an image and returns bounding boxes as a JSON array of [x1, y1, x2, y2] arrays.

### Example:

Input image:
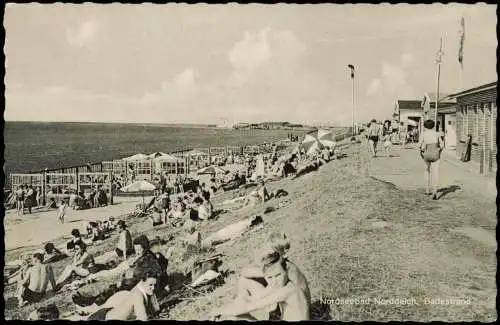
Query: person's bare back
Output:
[[26, 263, 56, 293]]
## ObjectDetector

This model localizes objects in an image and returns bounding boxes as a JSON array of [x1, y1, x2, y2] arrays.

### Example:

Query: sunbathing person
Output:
[[211, 248, 310, 321], [43, 242, 67, 264], [89, 222, 106, 242], [66, 229, 92, 253], [165, 201, 190, 225], [73, 235, 167, 307], [18, 253, 58, 307], [5, 253, 32, 286], [56, 241, 105, 287], [201, 215, 263, 248], [79, 272, 160, 320], [151, 207, 164, 227], [115, 220, 134, 260]]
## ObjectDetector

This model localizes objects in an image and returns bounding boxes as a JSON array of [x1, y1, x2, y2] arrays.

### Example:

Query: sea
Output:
[[3, 122, 316, 183]]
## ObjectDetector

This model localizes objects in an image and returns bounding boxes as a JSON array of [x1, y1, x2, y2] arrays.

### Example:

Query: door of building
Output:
[[445, 114, 457, 149]]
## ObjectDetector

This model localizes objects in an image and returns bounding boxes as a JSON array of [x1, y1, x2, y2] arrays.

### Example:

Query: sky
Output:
[[4, 3, 497, 125]]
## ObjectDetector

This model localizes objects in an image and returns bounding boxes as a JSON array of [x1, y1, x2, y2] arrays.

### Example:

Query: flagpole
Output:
[[434, 38, 443, 131]]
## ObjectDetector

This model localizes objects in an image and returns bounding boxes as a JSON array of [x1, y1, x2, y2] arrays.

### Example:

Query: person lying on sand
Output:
[[5, 253, 32, 286], [210, 248, 310, 321], [201, 215, 263, 248], [43, 242, 67, 264], [78, 272, 160, 321], [56, 241, 105, 288], [18, 253, 58, 307]]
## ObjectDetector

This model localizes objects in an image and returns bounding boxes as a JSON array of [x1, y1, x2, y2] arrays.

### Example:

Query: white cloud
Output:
[[228, 27, 273, 82], [172, 68, 196, 89], [367, 78, 382, 95], [140, 68, 198, 107], [227, 27, 306, 84], [381, 62, 408, 93], [66, 21, 98, 48]]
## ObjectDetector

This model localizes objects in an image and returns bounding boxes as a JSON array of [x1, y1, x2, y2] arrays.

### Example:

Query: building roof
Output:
[[424, 92, 456, 103], [397, 100, 422, 110], [448, 81, 497, 98]]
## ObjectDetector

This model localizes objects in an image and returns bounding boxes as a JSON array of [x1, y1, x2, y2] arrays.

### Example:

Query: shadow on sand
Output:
[[437, 184, 461, 199]]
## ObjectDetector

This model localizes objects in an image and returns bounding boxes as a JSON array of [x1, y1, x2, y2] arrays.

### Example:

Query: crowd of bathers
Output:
[[5, 136, 348, 321]]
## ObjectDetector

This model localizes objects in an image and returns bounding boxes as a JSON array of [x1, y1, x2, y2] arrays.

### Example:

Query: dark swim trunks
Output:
[[21, 287, 44, 304]]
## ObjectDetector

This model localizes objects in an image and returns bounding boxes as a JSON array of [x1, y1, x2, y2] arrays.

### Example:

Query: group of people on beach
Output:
[[364, 117, 445, 200], [6, 135, 348, 321], [13, 184, 40, 215]]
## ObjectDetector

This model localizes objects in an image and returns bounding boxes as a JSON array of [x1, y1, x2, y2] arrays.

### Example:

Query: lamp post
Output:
[[348, 64, 356, 135]]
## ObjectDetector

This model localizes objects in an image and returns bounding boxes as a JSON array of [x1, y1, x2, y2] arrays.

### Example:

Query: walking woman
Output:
[[419, 119, 444, 200]]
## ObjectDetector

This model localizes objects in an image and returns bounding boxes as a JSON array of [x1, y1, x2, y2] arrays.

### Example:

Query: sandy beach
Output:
[[4, 141, 496, 321]]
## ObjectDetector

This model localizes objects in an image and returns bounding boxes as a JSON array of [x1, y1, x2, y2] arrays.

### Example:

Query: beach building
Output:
[[394, 100, 423, 136], [421, 92, 457, 148], [449, 81, 497, 174]]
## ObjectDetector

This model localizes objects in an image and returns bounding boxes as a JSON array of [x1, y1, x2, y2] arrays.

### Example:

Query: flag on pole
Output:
[[348, 64, 355, 79], [458, 17, 465, 69]]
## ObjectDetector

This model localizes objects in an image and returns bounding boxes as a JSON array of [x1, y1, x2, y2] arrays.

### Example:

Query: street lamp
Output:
[[348, 64, 356, 135]]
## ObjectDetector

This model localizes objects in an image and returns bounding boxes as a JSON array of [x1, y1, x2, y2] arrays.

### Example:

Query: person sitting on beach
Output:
[[115, 220, 134, 260], [43, 242, 67, 264], [73, 235, 167, 308], [210, 248, 310, 321], [18, 253, 58, 307], [56, 241, 104, 287], [240, 232, 311, 305], [165, 201, 190, 226], [89, 222, 106, 242], [66, 229, 91, 253], [78, 272, 161, 321], [151, 207, 164, 227], [193, 196, 210, 221]]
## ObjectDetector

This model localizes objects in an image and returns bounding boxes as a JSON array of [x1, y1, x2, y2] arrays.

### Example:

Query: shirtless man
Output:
[[211, 248, 310, 321], [82, 272, 160, 320], [18, 253, 57, 306]]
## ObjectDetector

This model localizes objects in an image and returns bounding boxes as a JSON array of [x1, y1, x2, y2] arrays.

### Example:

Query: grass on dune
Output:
[[4, 144, 497, 321]]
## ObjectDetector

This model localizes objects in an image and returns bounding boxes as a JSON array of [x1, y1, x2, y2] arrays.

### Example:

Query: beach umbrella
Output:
[[120, 180, 157, 206], [317, 129, 337, 148], [197, 165, 227, 175], [301, 134, 324, 156], [123, 153, 149, 161]]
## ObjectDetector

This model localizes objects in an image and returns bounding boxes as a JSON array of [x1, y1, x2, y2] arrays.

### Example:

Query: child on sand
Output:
[[383, 133, 392, 156], [57, 199, 67, 224]]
